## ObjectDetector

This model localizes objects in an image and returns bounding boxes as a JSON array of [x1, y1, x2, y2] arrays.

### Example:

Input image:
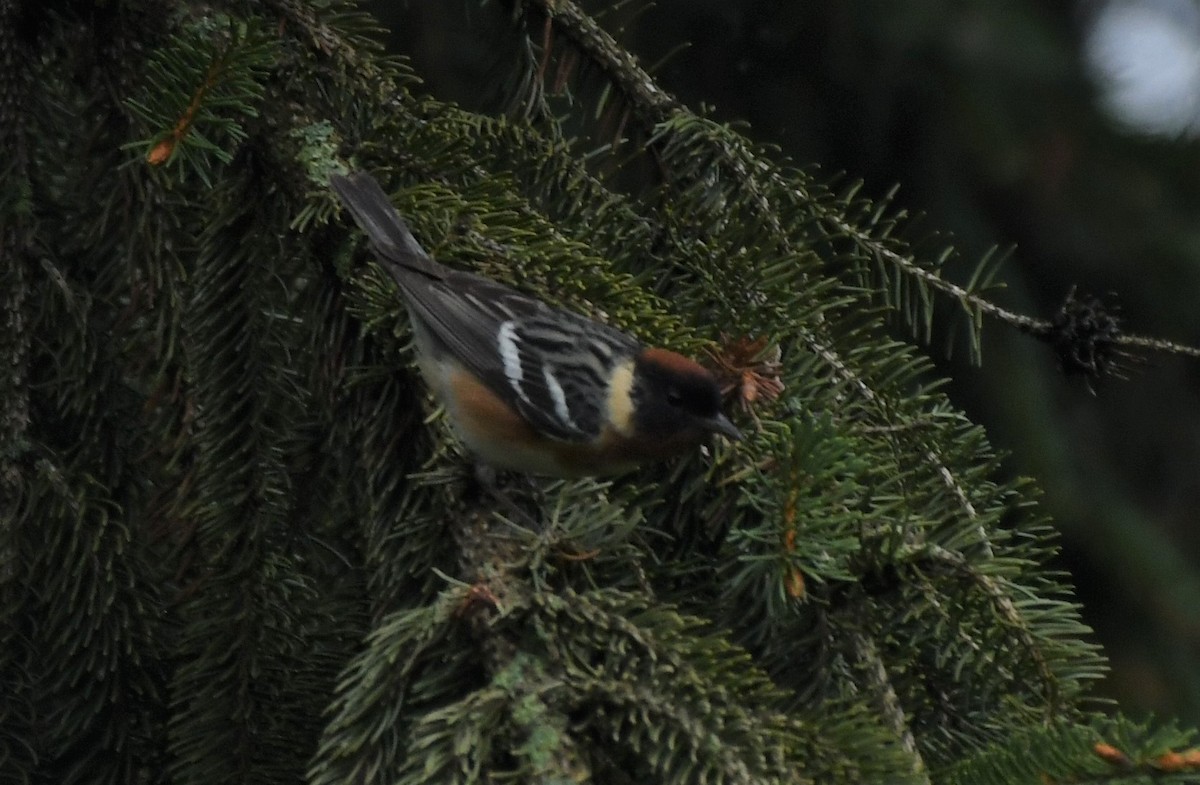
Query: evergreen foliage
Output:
[[1, 0, 1196, 783]]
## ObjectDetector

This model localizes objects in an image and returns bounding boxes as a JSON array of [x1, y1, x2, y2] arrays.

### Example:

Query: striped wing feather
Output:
[[400, 271, 640, 442]]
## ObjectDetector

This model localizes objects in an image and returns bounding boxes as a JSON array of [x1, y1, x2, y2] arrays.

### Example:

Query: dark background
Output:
[[373, 0, 1200, 724]]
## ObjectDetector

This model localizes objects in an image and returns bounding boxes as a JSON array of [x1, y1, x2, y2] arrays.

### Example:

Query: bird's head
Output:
[[627, 348, 742, 444]]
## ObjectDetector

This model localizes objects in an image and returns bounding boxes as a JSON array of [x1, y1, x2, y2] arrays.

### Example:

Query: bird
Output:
[[330, 171, 741, 477]]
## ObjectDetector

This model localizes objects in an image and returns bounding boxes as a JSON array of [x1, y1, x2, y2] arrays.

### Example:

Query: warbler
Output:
[[331, 171, 741, 477]]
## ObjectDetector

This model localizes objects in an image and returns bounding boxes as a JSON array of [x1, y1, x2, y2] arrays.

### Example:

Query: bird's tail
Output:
[[330, 172, 443, 280]]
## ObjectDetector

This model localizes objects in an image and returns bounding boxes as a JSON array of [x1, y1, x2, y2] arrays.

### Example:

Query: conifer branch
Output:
[[262, 0, 386, 68], [146, 45, 230, 165], [497, 7, 1113, 754], [848, 233, 1200, 371], [15, 2, 1195, 781], [510, 0, 994, 547], [848, 630, 931, 783], [126, 18, 274, 182], [939, 717, 1200, 785], [517, 0, 1200, 383], [900, 543, 1064, 712], [512, 0, 675, 118], [1120, 333, 1200, 357]]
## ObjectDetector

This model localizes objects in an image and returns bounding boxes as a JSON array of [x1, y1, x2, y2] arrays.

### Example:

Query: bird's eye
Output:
[[666, 388, 683, 407]]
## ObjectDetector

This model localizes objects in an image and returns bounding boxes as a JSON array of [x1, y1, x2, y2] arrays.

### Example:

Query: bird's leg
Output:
[[465, 461, 544, 531], [462, 464, 604, 563]]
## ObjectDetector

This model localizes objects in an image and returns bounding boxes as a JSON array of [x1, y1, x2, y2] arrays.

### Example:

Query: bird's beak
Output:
[[702, 413, 743, 442]]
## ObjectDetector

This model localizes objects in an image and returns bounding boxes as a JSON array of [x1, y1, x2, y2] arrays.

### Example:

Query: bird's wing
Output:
[[401, 271, 640, 442], [331, 170, 641, 442]]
